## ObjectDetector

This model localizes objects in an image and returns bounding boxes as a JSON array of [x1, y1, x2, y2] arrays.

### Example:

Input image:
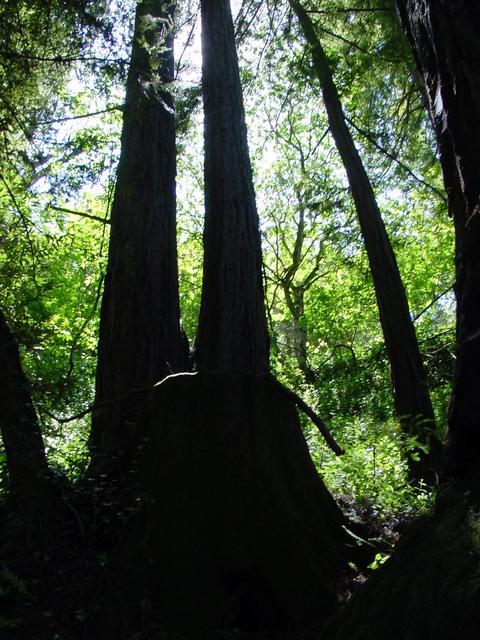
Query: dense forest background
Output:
[[1, 0, 476, 638], [0, 0, 454, 510]]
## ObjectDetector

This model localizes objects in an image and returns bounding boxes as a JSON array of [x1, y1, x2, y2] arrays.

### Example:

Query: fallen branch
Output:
[[42, 385, 152, 424]]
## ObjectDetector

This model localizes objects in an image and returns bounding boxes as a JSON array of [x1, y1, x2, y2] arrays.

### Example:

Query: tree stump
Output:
[[89, 372, 352, 637]]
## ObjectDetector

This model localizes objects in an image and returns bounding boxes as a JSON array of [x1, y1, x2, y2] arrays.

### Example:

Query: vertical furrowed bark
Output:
[[194, 0, 269, 375], [396, 0, 480, 482], [317, 8, 480, 636], [90, 0, 188, 477], [290, 0, 441, 485]]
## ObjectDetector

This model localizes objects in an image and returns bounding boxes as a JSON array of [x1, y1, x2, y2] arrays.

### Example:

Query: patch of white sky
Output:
[[42, 0, 276, 223], [174, 0, 280, 237], [33, 0, 133, 203], [175, 0, 244, 81]]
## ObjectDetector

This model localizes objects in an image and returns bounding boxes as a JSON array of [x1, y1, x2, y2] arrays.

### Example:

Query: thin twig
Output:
[[346, 116, 447, 202], [37, 105, 123, 126], [49, 204, 111, 225], [413, 283, 455, 322]]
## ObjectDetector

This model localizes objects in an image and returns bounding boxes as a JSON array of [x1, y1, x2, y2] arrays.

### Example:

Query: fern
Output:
[[0, 566, 28, 595]]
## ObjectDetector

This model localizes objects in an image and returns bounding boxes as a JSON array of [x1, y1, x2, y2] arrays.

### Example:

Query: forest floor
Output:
[[0, 482, 402, 640]]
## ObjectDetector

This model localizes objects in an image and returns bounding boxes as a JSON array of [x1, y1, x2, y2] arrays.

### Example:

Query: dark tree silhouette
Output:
[[289, 0, 441, 485], [396, 0, 480, 483], [89, 0, 188, 478], [319, 3, 480, 637], [193, 0, 270, 374], [87, 2, 360, 636], [0, 309, 50, 510]]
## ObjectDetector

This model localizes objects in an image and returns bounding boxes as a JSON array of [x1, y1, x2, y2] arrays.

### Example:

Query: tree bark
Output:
[[317, 5, 480, 637], [0, 309, 50, 509], [194, 0, 270, 374], [90, 0, 188, 477], [87, 373, 354, 637], [321, 482, 480, 640], [290, 0, 441, 485], [86, 4, 363, 635], [396, 0, 480, 484]]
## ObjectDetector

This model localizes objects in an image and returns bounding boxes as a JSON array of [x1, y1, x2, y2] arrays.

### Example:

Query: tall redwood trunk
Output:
[[396, 0, 480, 482], [87, 3, 357, 635], [319, 5, 480, 638], [290, 0, 441, 485], [90, 0, 187, 476], [194, 0, 270, 374], [0, 309, 50, 508]]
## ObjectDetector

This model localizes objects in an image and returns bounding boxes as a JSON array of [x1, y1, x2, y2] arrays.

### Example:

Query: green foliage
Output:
[[0, 0, 455, 521], [0, 0, 112, 177], [467, 507, 480, 552], [0, 565, 28, 629], [0, 194, 106, 398], [368, 551, 390, 571], [176, 124, 204, 343], [0, 187, 107, 485], [307, 415, 434, 518], [0, 565, 28, 596], [46, 418, 91, 482]]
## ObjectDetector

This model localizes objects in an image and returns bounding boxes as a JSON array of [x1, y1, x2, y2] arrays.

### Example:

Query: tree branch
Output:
[[313, 24, 401, 63], [266, 374, 344, 456], [346, 116, 447, 202], [37, 105, 123, 126], [306, 7, 394, 15], [413, 283, 455, 322], [49, 205, 111, 225]]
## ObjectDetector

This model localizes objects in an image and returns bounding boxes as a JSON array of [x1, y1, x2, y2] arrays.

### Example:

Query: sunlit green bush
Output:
[[305, 415, 434, 518]]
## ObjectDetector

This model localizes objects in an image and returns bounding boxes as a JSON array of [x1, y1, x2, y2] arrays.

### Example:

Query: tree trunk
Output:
[[0, 309, 50, 509], [396, 0, 480, 484], [89, 0, 188, 477], [87, 3, 361, 635], [318, 4, 480, 637], [321, 482, 480, 640], [290, 0, 441, 485], [193, 0, 270, 374], [87, 373, 354, 638]]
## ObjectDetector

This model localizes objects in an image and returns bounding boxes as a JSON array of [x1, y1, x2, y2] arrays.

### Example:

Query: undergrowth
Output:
[[305, 416, 435, 520]]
